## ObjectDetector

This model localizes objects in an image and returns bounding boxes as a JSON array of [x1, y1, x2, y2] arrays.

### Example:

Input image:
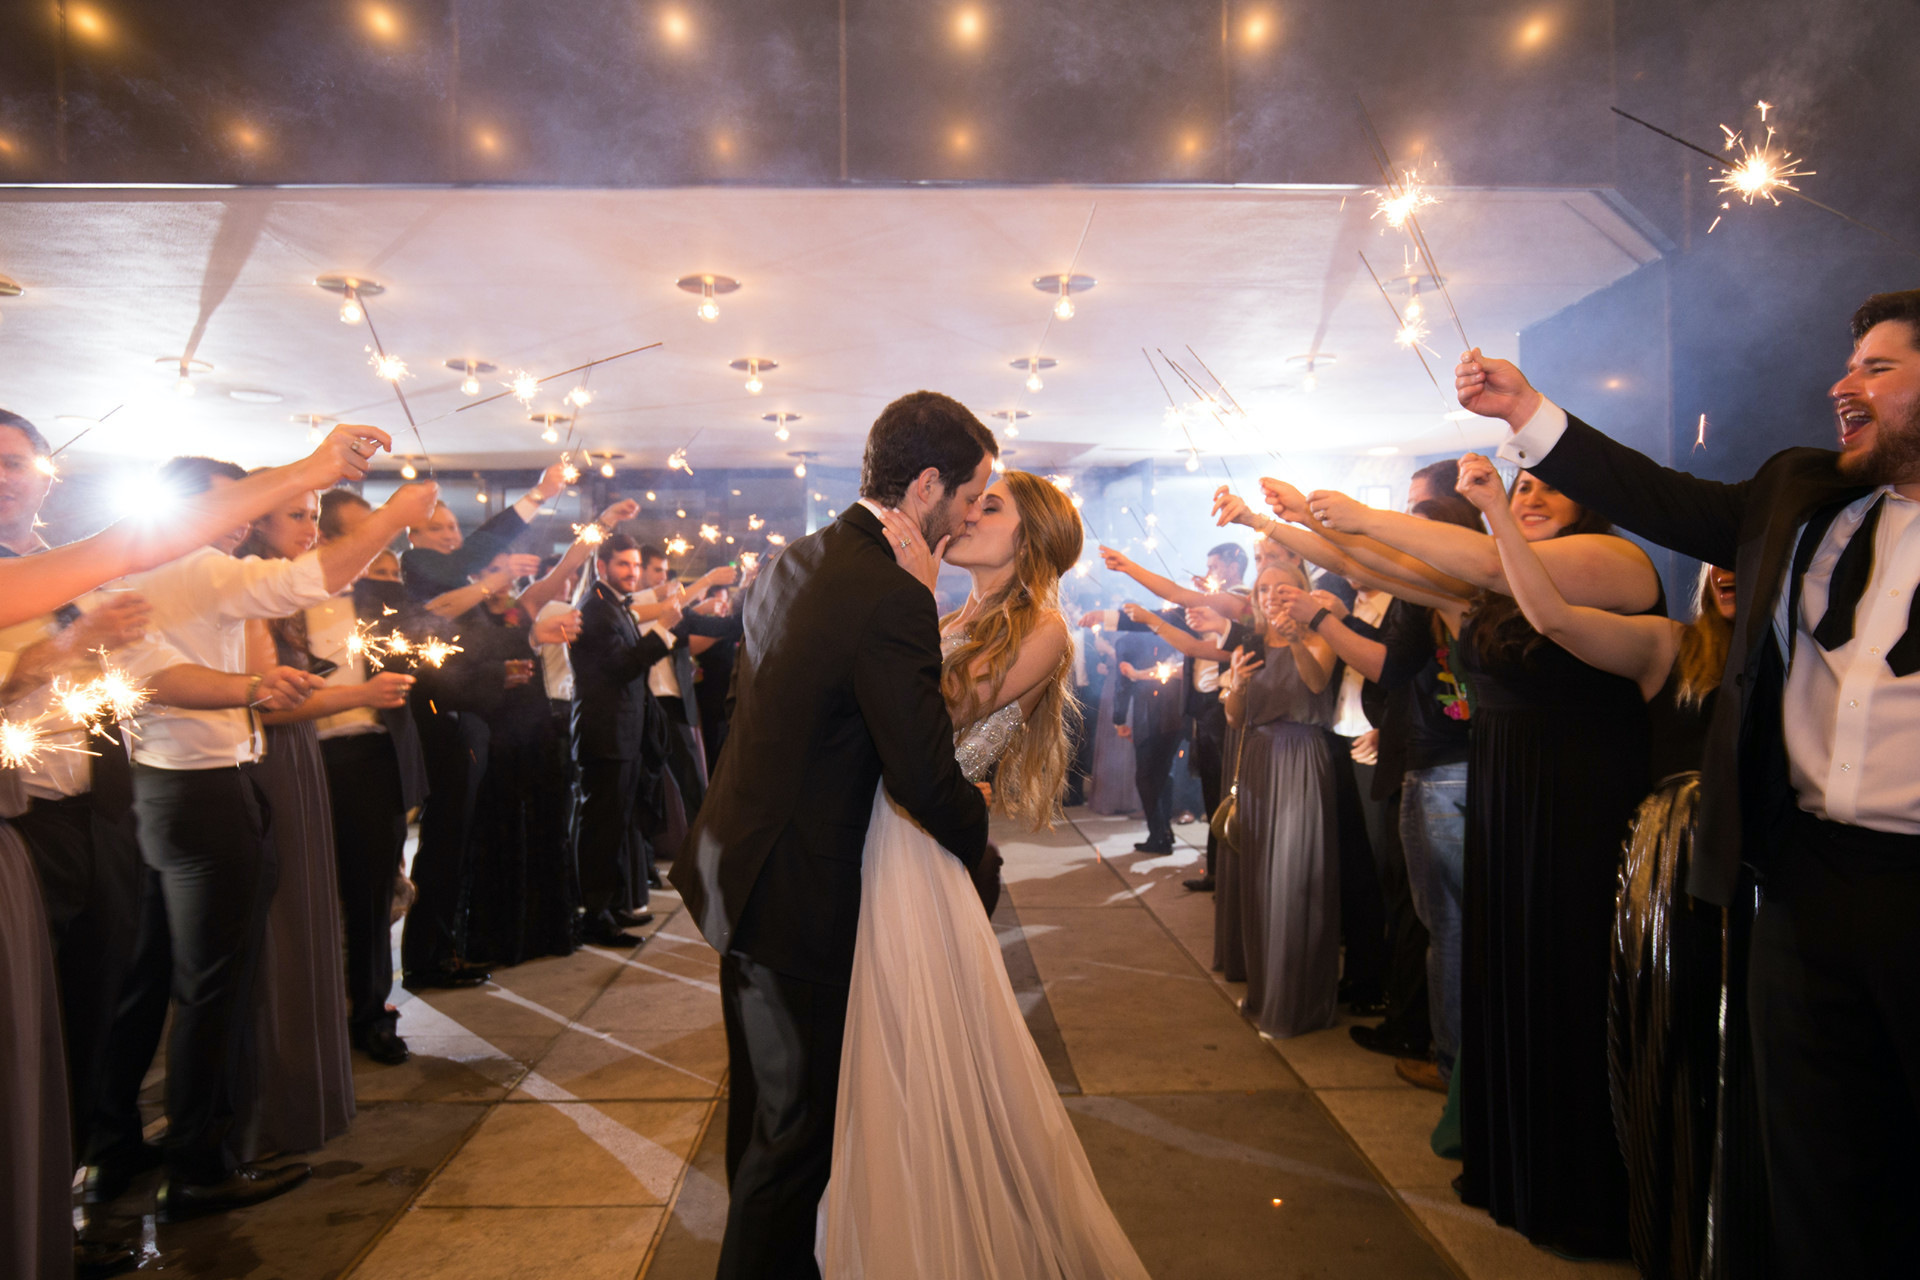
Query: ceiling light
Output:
[[789, 450, 816, 479], [764, 411, 801, 442], [660, 7, 691, 44], [362, 3, 401, 41], [1186, 451, 1201, 471], [601, 460, 616, 478], [157, 356, 212, 396], [952, 7, 983, 45], [399, 459, 418, 479], [1286, 352, 1335, 393], [1011, 356, 1055, 393], [1034, 273, 1094, 322], [446, 357, 497, 396], [315, 274, 384, 326], [732, 356, 777, 395], [678, 273, 739, 323], [67, 4, 110, 43], [989, 408, 1029, 438]]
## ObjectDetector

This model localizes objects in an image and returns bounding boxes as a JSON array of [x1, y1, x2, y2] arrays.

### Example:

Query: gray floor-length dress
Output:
[[1, 771, 72, 1280], [1087, 672, 1142, 816], [239, 720, 355, 1159], [1229, 650, 1340, 1039]]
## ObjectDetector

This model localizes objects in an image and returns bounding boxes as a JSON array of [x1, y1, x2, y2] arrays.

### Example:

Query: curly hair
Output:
[[939, 471, 1082, 829]]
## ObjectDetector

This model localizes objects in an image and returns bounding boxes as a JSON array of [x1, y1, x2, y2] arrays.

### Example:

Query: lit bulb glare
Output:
[[697, 280, 720, 323], [1026, 370, 1043, 393], [745, 374, 763, 395], [793, 461, 807, 478], [1302, 371, 1318, 394], [400, 460, 418, 480], [1054, 292, 1075, 321], [339, 290, 363, 325], [600, 461, 616, 478], [541, 426, 559, 443], [774, 424, 790, 441], [461, 374, 481, 396], [1186, 451, 1201, 472], [175, 375, 195, 397]]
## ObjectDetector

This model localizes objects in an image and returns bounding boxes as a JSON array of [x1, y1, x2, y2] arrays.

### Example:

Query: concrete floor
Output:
[[86, 808, 1639, 1279]]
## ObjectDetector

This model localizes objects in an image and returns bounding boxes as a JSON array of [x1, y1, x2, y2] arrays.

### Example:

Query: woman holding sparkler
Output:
[[1218, 561, 1340, 1039], [1303, 469, 1662, 1260]]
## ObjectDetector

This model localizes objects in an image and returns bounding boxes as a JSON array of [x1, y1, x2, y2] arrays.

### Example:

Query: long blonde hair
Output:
[[941, 471, 1083, 829], [1674, 563, 1734, 708]]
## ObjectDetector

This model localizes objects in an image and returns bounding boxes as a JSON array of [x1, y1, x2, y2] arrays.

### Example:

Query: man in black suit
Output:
[[1112, 626, 1186, 854], [1454, 289, 1920, 1277], [673, 391, 995, 1279], [571, 534, 678, 948]]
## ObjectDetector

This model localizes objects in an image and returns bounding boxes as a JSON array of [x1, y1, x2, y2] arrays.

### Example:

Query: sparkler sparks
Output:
[[1715, 122, 1813, 205], [34, 455, 58, 479], [1695, 413, 1709, 450], [1152, 659, 1177, 684], [738, 551, 760, 573], [664, 535, 691, 557], [52, 663, 149, 729], [1372, 171, 1437, 229], [667, 448, 693, 475], [747, 514, 765, 531], [509, 371, 540, 406], [370, 351, 409, 382], [561, 461, 581, 485], [766, 532, 787, 547], [414, 636, 461, 668], [573, 522, 607, 546], [699, 523, 721, 543], [0, 719, 50, 769]]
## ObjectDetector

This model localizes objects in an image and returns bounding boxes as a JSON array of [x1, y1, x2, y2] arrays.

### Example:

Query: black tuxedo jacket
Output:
[[670, 503, 989, 984], [1112, 630, 1187, 738], [348, 581, 431, 812], [568, 581, 674, 762], [1527, 412, 1869, 905]]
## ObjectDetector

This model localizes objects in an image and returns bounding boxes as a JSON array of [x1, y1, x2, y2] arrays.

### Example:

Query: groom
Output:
[[673, 391, 998, 1278]]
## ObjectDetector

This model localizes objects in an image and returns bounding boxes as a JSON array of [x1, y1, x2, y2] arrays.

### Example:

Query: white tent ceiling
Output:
[[0, 182, 1660, 473]]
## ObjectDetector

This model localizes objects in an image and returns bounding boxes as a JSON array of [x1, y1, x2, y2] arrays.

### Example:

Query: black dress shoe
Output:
[[81, 1142, 165, 1205], [75, 1236, 139, 1280], [402, 964, 490, 990], [352, 1023, 410, 1066], [1349, 1022, 1431, 1060], [1133, 840, 1174, 855], [611, 909, 655, 928], [647, 871, 666, 889], [156, 1162, 311, 1223], [1182, 874, 1216, 892], [583, 923, 644, 948]]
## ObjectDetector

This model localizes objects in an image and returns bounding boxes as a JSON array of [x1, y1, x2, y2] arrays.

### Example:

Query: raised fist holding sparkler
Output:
[[1454, 347, 1544, 430]]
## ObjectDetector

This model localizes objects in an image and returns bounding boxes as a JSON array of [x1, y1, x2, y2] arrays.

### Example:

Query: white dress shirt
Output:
[[306, 592, 384, 741], [1502, 397, 1920, 834], [1332, 589, 1390, 737], [536, 599, 576, 701], [631, 587, 682, 700], [123, 547, 333, 770]]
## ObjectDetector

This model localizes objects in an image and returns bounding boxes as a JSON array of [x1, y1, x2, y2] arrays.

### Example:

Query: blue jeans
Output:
[[1400, 763, 1467, 1075]]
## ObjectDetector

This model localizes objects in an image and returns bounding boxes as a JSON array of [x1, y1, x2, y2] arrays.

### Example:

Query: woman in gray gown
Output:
[[1222, 563, 1339, 1039], [233, 492, 366, 1158]]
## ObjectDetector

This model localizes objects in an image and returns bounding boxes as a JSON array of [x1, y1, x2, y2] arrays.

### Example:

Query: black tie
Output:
[[1811, 496, 1884, 652]]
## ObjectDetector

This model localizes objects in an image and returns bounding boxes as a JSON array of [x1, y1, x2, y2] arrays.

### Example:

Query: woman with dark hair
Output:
[[1456, 451, 1760, 1279], [1302, 466, 1662, 1259]]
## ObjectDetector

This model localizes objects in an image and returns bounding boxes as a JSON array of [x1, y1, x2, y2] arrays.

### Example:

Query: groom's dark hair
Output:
[[860, 391, 998, 507]]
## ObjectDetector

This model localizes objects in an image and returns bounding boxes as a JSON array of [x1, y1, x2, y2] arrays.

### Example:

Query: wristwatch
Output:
[[1308, 607, 1332, 633]]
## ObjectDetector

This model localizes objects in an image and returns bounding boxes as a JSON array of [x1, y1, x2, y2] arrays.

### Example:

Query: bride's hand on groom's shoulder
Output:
[[875, 506, 948, 593]]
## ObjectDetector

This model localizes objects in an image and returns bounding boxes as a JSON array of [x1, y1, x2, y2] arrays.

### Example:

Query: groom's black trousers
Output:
[[718, 952, 847, 1280]]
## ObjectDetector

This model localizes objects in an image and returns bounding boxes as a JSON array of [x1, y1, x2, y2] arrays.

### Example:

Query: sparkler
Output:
[[0, 719, 50, 769], [766, 532, 788, 547], [1151, 659, 1177, 684], [1715, 122, 1813, 205], [1372, 171, 1437, 229], [34, 455, 58, 479], [699, 523, 721, 543], [1695, 413, 1709, 451], [370, 350, 409, 382], [414, 636, 461, 668], [561, 460, 581, 485], [1356, 96, 1472, 350], [738, 551, 760, 573], [573, 522, 607, 546], [747, 514, 765, 531], [51, 662, 149, 729], [1359, 251, 1451, 410], [509, 371, 540, 406], [1610, 105, 1920, 262], [349, 292, 432, 475], [664, 535, 691, 557], [455, 342, 665, 415], [667, 448, 692, 475]]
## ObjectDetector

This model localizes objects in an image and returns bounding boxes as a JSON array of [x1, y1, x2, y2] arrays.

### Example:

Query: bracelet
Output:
[[245, 673, 265, 704], [1307, 607, 1332, 633]]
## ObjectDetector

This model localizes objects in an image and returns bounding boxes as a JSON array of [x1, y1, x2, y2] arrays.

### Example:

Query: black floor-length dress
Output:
[[1454, 615, 1650, 1258]]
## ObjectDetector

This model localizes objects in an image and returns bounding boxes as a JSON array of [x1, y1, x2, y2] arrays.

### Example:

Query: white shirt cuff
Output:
[[1495, 397, 1569, 469]]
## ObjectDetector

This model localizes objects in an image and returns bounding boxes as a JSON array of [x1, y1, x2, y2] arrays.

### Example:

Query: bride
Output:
[[819, 471, 1150, 1278]]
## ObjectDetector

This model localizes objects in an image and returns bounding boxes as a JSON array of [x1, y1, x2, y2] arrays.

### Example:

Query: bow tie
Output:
[[1810, 494, 1920, 677]]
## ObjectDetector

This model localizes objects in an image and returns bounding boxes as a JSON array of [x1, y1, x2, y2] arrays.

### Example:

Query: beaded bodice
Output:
[[943, 626, 1024, 783]]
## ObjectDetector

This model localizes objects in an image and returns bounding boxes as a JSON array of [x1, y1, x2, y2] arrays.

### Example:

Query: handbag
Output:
[[1208, 727, 1251, 858]]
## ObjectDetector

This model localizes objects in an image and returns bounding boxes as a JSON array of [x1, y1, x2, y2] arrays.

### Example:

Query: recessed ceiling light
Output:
[[229, 389, 284, 404]]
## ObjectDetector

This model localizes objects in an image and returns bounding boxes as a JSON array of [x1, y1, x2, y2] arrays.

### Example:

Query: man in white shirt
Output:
[[1455, 288, 1920, 1276], [87, 455, 435, 1222]]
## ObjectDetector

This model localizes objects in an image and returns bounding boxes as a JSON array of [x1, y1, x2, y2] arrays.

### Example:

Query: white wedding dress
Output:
[[816, 635, 1151, 1278]]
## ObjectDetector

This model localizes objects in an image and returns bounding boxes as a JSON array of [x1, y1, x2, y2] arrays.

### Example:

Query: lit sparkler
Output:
[[699, 523, 720, 543], [0, 719, 50, 769], [414, 636, 461, 668], [34, 455, 58, 479], [1372, 171, 1438, 229], [1151, 659, 1177, 684], [1695, 413, 1709, 451], [1073, 561, 1091, 578], [1204, 574, 1223, 593], [667, 447, 692, 476], [370, 350, 409, 382], [52, 663, 149, 729], [747, 514, 765, 531], [738, 551, 760, 573], [566, 385, 594, 408], [573, 522, 607, 546], [1715, 122, 1812, 205], [766, 532, 787, 547], [664, 535, 691, 557], [509, 371, 540, 406], [561, 461, 581, 485]]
